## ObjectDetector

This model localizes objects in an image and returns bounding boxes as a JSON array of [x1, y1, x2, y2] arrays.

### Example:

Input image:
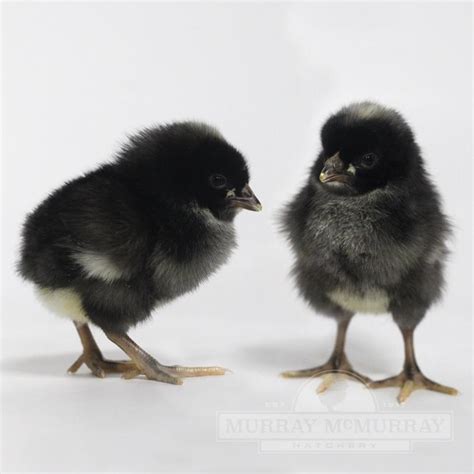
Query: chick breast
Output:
[[282, 179, 449, 322], [151, 208, 236, 299]]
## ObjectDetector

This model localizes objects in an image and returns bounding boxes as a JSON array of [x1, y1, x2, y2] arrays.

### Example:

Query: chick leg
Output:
[[68, 321, 138, 378], [104, 331, 183, 384], [281, 317, 371, 393], [369, 326, 458, 404]]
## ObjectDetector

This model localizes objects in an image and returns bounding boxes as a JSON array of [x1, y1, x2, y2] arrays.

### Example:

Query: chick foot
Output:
[[103, 330, 228, 384], [69, 321, 138, 378], [67, 351, 137, 379], [281, 352, 371, 393], [370, 325, 459, 403], [369, 370, 458, 404]]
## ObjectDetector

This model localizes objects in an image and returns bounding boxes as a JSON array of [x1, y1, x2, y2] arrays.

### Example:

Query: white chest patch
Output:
[[35, 287, 89, 323], [73, 251, 125, 282], [328, 288, 390, 314]]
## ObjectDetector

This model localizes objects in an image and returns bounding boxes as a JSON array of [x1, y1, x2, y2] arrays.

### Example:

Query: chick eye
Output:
[[360, 153, 378, 168], [209, 173, 227, 189]]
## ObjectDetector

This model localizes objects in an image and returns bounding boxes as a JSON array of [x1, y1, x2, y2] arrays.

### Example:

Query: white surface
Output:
[[1, 2, 472, 472]]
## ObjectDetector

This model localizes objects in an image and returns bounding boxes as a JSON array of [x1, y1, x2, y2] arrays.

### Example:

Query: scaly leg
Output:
[[68, 321, 137, 378], [281, 317, 371, 393], [104, 331, 229, 384], [369, 326, 458, 404]]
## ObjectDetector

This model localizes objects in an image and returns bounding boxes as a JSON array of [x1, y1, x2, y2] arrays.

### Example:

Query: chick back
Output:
[[19, 167, 147, 287]]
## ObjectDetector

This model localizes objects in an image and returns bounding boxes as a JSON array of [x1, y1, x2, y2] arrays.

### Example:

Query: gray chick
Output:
[[280, 102, 458, 403]]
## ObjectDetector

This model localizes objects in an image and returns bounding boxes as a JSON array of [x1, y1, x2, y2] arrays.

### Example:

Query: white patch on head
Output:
[[73, 251, 125, 282], [342, 101, 394, 122], [35, 287, 89, 323], [328, 288, 389, 314]]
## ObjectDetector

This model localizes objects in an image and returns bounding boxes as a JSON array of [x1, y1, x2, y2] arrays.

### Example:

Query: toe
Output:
[[121, 368, 142, 380], [162, 375, 183, 385], [166, 365, 230, 377], [341, 370, 372, 385], [316, 373, 335, 393], [91, 367, 106, 378], [143, 368, 183, 385], [397, 380, 415, 404], [368, 375, 402, 389], [425, 379, 459, 396], [280, 370, 301, 378], [101, 360, 137, 373], [281, 367, 327, 378], [67, 355, 84, 374]]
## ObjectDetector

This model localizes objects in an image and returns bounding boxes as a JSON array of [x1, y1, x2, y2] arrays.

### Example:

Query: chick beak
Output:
[[319, 152, 351, 184], [227, 184, 262, 212]]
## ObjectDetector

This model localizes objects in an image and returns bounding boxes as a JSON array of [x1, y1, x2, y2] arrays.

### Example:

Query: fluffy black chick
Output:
[[281, 102, 457, 403], [18, 122, 261, 384]]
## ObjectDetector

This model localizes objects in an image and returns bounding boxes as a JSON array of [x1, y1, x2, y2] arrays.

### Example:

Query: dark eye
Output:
[[360, 153, 378, 168], [209, 174, 227, 189]]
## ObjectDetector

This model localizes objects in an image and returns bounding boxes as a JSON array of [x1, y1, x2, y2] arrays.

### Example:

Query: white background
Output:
[[1, 2, 472, 472]]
